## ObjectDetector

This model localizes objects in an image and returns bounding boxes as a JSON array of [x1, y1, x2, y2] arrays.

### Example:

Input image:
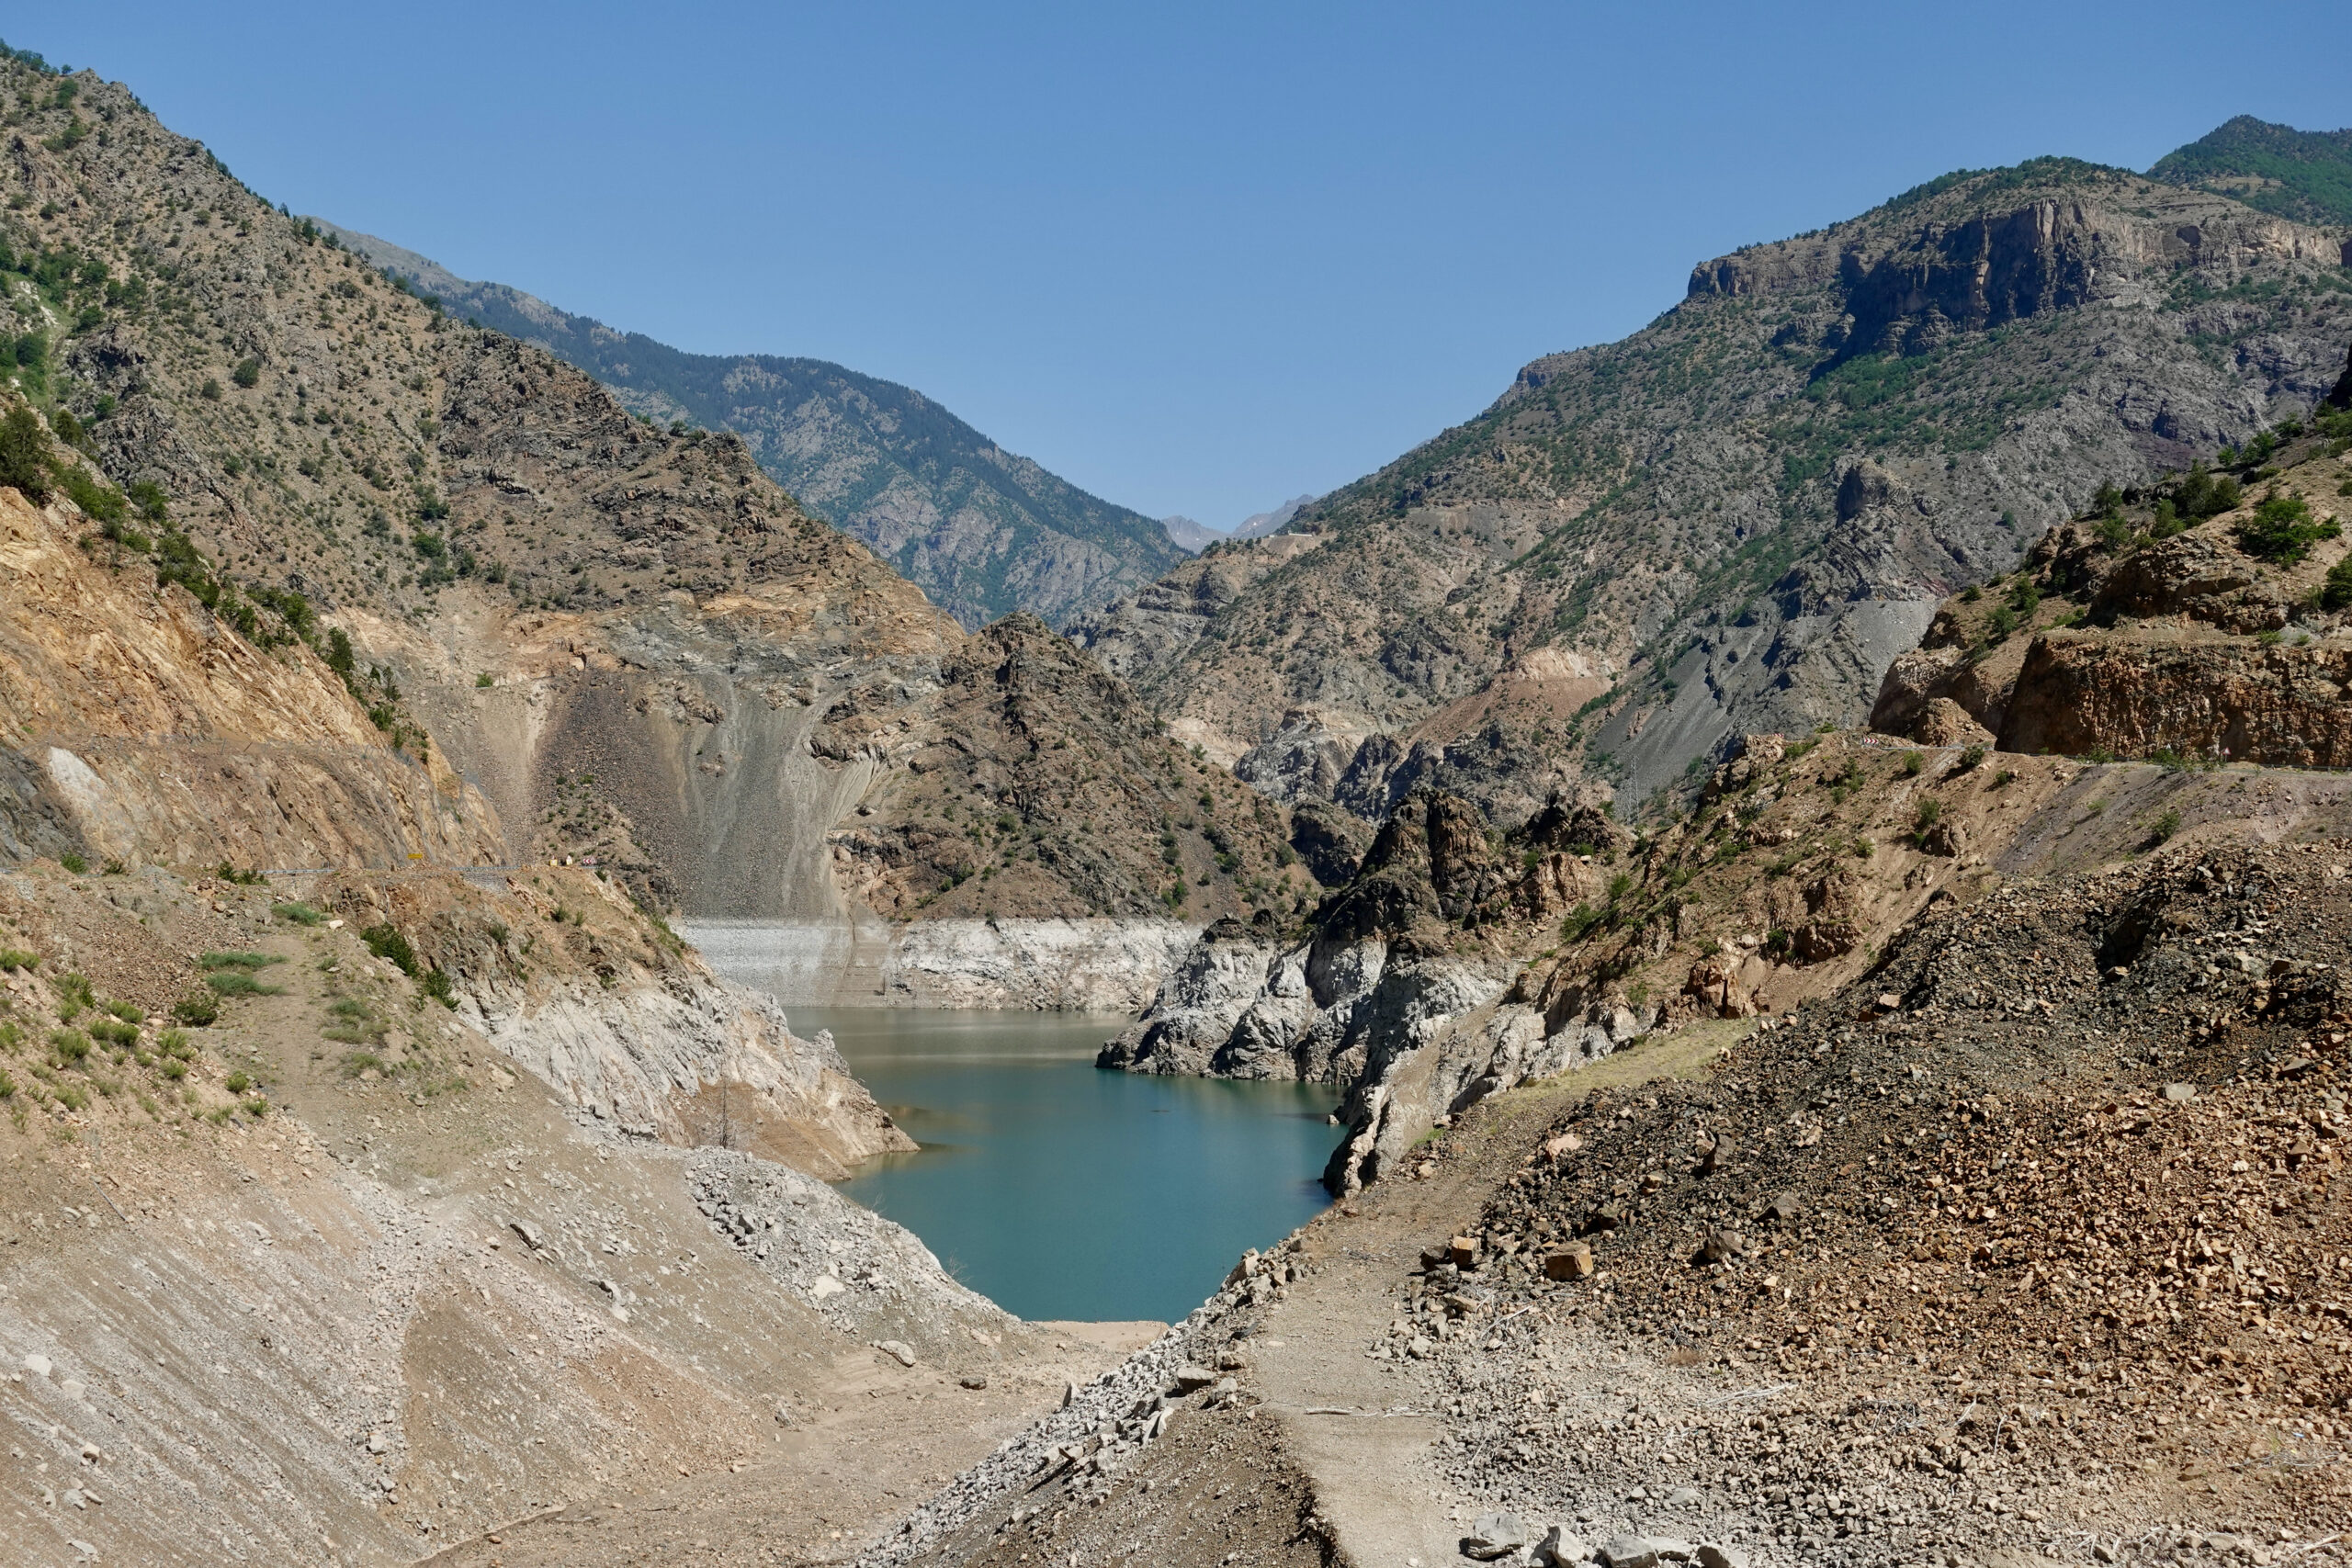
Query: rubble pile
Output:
[[1394, 844, 2350, 1562]]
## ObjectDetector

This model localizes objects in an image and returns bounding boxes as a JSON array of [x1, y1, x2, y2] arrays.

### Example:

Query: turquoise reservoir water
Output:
[[793, 1008, 1340, 1324]]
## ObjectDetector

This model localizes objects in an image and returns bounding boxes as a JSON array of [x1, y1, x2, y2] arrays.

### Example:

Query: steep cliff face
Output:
[[1873, 401, 2352, 764], [1080, 163, 2352, 820]]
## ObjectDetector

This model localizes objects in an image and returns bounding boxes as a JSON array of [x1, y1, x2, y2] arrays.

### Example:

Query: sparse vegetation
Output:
[[2233, 491, 2336, 563]]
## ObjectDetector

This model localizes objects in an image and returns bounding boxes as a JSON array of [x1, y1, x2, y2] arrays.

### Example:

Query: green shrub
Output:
[[171, 993, 220, 1027], [200, 951, 282, 971], [0, 949, 37, 972], [105, 999, 139, 1023], [59, 852, 87, 874], [475, 671, 493, 688], [126, 480, 167, 525], [1958, 743, 1986, 773], [2174, 465, 2241, 519], [2147, 808, 2182, 846], [223, 1070, 251, 1093], [1560, 904, 1602, 942], [271, 902, 322, 926], [48, 1028, 89, 1064], [2235, 491, 2337, 563], [88, 1018, 137, 1047], [54, 972, 93, 1021], [232, 357, 261, 388], [360, 922, 419, 976], [1901, 750, 1925, 777], [0, 405, 51, 503], [2322, 555, 2352, 612], [244, 1096, 270, 1117], [55, 465, 125, 523], [421, 968, 456, 1008]]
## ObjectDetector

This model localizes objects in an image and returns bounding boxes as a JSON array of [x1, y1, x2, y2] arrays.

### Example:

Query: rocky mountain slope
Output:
[[2153, 116, 2352, 227], [0, 57, 1293, 1006], [320, 224, 1183, 628], [1076, 157, 2352, 818]]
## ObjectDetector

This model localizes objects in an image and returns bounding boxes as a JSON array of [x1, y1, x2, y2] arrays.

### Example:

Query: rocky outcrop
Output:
[[2000, 632, 2352, 767], [1102, 788, 1645, 1189]]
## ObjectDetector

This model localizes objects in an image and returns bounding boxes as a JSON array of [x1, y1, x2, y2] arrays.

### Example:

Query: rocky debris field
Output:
[[863, 1238, 1319, 1568], [1378, 842, 2348, 1566], [687, 1149, 1015, 1359]]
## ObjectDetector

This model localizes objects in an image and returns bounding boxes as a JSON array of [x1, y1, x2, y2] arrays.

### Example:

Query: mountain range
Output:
[[1075, 141, 2352, 824], [316, 224, 1185, 629]]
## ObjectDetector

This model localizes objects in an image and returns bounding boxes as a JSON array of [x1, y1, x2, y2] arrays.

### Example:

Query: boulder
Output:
[[1540, 1527, 1594, 1566], [1462, 1510, 1532, 1561], [1544, 1246, 1595, 1280]]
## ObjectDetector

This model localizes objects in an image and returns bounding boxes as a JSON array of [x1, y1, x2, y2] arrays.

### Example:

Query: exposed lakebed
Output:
[[786, 1007, 1339, 1323]]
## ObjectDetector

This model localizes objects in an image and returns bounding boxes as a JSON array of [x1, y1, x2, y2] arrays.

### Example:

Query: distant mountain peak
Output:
[[1160, 515, 1224, 553], [316, 221, 1181, 629]]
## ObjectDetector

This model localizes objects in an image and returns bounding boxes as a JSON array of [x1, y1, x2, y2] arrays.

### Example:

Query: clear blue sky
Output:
[[27, 2, 2352, 528]]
